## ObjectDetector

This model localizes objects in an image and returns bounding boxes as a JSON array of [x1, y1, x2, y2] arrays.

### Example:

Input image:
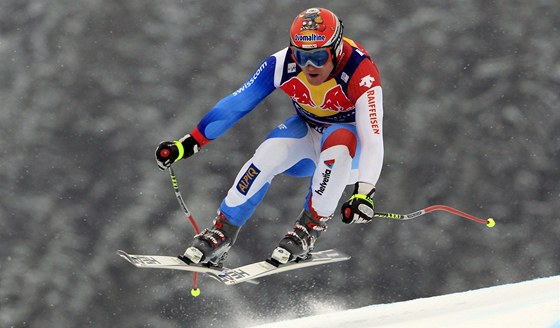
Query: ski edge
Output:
[[117, 250, 260, 285], [117, 249, 350, 286], [216, 249, 351, 285]]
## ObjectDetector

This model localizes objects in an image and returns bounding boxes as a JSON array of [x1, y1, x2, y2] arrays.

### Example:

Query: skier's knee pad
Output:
[[321, 125, 358, 157]]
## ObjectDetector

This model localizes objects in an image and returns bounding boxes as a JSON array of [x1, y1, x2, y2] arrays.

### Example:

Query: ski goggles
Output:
[[291, 46, 333, 68]]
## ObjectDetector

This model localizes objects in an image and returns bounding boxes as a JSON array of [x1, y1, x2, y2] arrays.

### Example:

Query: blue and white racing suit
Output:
[[188, 38, 384, 226]]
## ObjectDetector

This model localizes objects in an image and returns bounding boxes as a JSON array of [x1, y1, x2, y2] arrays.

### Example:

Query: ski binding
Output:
[[117, 248, 350, 285]]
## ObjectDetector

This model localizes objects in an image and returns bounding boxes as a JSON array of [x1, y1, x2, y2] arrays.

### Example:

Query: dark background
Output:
[[1, 1, 558, 327]]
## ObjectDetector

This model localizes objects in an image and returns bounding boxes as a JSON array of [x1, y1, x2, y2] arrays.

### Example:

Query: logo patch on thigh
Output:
[[315, 159, 334, 196], [236, 163, 261, 195]]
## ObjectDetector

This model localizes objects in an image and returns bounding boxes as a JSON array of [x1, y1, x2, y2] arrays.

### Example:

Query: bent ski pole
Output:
[[167, 166, 202, 297], [373, 205, 496, 228]]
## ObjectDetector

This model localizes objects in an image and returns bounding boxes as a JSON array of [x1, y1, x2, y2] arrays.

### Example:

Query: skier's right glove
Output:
[[155, 134, 200, 170]]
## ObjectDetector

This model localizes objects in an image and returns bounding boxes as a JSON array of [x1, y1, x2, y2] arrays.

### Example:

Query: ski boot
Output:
[[271, 210, 331, 264], [182, 211, 241, 266]]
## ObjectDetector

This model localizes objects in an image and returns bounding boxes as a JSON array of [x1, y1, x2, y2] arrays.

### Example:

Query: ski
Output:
[[117, 248, 350, 285], [117, 250, 258, 284], [216, 249, 350, 285]]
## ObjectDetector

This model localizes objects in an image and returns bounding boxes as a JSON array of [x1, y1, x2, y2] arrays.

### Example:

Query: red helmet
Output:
[[290, 8, 344, 62]]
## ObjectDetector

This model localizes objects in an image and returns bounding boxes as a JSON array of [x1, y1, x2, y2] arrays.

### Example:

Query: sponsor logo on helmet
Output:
[[294, 34, 326, 42]]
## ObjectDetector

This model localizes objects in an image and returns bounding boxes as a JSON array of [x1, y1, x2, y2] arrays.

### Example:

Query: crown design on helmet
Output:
[[299, 8, 326, 32], [290, 8, 344, 62]]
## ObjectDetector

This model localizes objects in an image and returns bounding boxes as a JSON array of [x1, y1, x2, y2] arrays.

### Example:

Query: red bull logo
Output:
[[280, 77, 317, 107], [280, 77, 353, 113], [320, 85, 352, 112]]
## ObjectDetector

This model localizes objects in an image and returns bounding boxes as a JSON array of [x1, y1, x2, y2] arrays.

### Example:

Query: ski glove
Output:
[[155, 134, 200, 170], [341, 182, 376, 224]]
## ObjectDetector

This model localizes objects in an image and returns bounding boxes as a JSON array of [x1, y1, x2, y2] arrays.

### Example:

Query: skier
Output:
[[156, 7, 384, 265]]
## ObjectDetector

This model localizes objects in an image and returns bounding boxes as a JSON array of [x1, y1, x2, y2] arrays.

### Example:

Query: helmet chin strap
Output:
[[329, 42, 345, 77], [329, 19, 345, 76], [329, 49, 339, 76]]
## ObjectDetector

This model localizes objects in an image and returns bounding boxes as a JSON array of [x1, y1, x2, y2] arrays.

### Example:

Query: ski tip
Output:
[[486, 218, 496, 228], [116, 250, 128, 258], [116, 250, 136, 265]]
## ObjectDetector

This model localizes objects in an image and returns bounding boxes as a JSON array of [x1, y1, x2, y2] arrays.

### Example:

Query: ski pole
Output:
[[168, 166, 201, 234], [167, 165, 202, 297], [373, 205, 496, 228]]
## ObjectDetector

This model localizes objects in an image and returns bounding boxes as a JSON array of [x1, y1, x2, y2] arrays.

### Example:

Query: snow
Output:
[[250, 275, 560, 328]]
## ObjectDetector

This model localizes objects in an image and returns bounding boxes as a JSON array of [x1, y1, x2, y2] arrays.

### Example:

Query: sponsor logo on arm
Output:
[[366, 88, 380, 135], [233, 61, 268, 96]]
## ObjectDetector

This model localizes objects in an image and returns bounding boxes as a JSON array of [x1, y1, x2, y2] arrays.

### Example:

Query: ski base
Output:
[[117, 248, 350, 285], [116, 250, 256, 284]]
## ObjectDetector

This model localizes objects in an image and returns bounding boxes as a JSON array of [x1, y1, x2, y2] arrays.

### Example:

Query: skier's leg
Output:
[[305, 124, 359, 218], [219, 115, 316, 226], [273, 124, 359, 263], [185, 115, 317, 264]]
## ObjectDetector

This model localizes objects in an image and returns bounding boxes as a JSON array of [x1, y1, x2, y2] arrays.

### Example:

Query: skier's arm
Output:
[[354, 85, 384, 186], [340, 53, 384, 223], [346, 55, 385, 187], [340, 85, 384, 223], [190, 57, 277, 146], [155, 56, 278, 169]]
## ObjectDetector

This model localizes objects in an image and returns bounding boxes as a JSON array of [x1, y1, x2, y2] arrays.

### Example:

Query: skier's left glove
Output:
[[155, 134, 200, 170], [341, 182, 376, 224]]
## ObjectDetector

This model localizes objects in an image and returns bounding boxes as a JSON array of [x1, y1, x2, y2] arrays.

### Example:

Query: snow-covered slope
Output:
[[251, 275, 559, 328]]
